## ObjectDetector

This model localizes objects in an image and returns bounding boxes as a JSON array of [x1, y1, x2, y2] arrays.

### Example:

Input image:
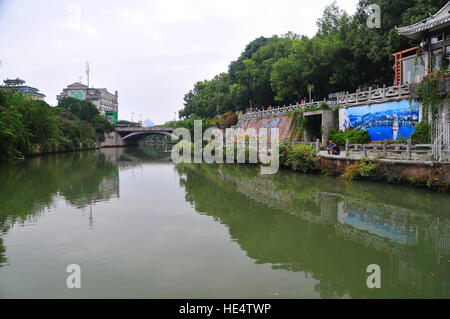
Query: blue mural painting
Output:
[[340, 100, 420, 141]]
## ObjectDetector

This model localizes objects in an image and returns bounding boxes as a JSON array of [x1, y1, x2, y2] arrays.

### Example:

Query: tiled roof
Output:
[[397, 1, 450, 38]]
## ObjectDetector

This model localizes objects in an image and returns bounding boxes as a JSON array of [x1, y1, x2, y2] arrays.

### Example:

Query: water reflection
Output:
[[176, 163, 450, 298], [0, 145, 448, 298], [0, 146, 173, 266]]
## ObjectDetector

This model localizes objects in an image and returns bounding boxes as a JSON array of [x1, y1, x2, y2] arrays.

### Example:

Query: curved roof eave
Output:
[[396, 1, 450, 39]]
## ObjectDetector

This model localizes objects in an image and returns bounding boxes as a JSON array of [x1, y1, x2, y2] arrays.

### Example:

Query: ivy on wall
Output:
[[287, 109, 305, 140]]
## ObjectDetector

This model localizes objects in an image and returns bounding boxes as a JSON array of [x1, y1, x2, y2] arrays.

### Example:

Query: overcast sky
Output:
[[0, 0, 359, 124]]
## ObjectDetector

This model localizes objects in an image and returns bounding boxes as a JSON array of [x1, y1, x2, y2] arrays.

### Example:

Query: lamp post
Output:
[[307, 84, 314, 103]]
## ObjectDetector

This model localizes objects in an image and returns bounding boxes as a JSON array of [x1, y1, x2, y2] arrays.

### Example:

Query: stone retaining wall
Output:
[[318, 155, 450, 191]]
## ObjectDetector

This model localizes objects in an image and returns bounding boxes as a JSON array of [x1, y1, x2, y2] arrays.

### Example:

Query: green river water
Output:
[[0, 146, 448, 298]]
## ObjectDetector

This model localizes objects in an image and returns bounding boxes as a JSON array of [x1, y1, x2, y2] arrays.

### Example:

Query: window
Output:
[[432, 48, 443, 72], [402, 55, 425, 84], [447, 46, 450, 71]]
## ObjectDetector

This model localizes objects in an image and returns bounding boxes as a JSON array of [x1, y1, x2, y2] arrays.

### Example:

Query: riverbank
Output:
[[0, 91, 114, 164], [8, 140, 450, 192], [317, 154, 450, 192], [172, 142, 450, 192], [277, 144, 449, 192], [23, 141, 103, 158]]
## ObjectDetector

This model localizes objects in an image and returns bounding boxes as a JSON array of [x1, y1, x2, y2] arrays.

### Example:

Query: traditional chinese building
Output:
[[394, 1, 450, 85]]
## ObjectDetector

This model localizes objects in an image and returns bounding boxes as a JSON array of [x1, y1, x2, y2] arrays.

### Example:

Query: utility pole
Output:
[[86, 62, 90, 87]]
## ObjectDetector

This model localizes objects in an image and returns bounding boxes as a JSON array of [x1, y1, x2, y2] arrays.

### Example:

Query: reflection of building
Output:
[[97, 173, 120, 200], [1, 78, 46, 100], [394, 2, 450, 85], [57, 82, 118, 124]]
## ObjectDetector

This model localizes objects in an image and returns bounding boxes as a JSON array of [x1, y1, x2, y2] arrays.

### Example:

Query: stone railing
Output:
[[235, 100, 327, 128], [338, 140, 441, 161], [115, 127, 173, 132], [336, 84, 410, 107], [281, 139, 446, 161], [235, 84, 414, 128], [234, 84, 418, 131]]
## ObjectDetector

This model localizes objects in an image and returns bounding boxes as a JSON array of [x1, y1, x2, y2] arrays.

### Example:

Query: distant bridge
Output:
[[102, 127, 175, 147], [116, 127, 175, 145]]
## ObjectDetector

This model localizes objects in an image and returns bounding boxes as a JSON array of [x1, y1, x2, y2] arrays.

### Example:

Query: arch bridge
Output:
[[103, 127, 175, 147]]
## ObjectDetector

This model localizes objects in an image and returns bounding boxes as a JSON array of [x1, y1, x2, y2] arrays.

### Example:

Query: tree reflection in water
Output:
[[176, 163, 450, 298], [0, 151, 119, 265]]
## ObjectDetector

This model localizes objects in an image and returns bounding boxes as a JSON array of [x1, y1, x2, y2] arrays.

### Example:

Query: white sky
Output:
[[0, 0, 359, 124]]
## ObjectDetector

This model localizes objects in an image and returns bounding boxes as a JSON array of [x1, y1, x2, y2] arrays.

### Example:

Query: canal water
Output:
[[0, 146, 449, 298]]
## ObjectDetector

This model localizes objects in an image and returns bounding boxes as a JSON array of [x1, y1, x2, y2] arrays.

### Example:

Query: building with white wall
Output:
[[57, 82, 118, 123]]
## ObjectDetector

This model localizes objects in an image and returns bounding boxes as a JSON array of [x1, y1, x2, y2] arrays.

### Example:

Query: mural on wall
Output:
[[339, 100, 420, 141]]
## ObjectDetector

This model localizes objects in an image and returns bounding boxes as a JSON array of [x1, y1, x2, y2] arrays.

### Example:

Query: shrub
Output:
[[90, 115, 115, 141], [285, 144, 318, 173], [210, 111, 238, 128], [328, 127, 370, 146], [396, 136, 407, 144], [319, 103, 330, 110], [341, 157, 377, 180], [340, 162, 360, 180], [410, 121, 431, 144], [223, 112, 238, 127], [279, 144, 293, 167]]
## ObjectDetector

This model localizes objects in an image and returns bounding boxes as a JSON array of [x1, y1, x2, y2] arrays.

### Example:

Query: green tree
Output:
[[178, 0, 448, 118], [58, 97, 99, 121]]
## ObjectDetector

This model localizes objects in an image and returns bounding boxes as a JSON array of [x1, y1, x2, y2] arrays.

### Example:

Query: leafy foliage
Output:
[[341, 157, 378, 180], [211, 111, 238, 128], [410, 121, 431, 144], [287, 109, 305, 140], [0, 106, 30, 162], [58, 97, 100, 122], [179, 0, 448, 118], [0, 91, 114, 164], [284, 144, 319, 173], [328, 128, 371, 146], [161, 116, 212, 138], [415, 72, 449, 123]]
